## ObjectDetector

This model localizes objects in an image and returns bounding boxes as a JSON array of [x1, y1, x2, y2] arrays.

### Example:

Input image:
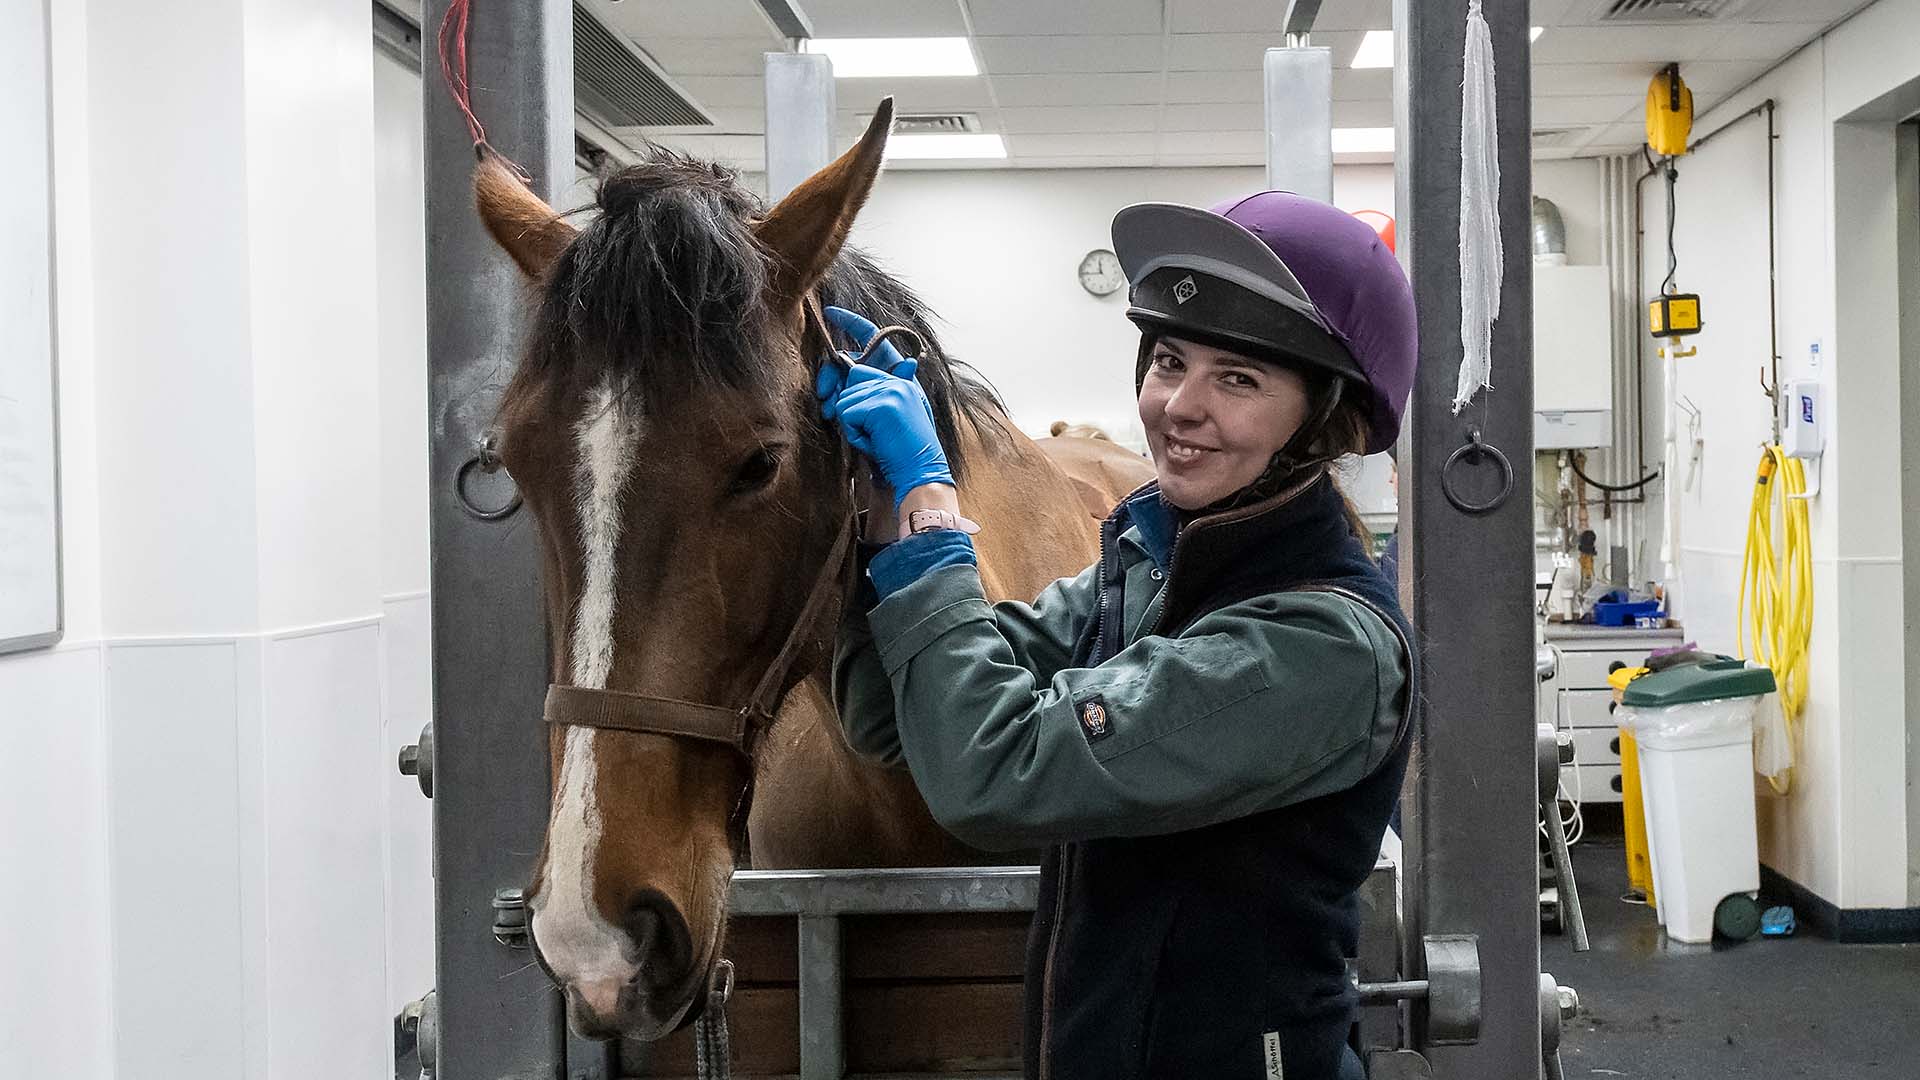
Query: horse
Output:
[[472, 99, 1154, 1041]]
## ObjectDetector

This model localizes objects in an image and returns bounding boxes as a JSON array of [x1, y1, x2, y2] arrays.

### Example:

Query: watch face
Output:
[[1078, 248, 1125, 296]]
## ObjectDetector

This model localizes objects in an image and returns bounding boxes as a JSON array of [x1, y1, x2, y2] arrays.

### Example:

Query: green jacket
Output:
[[832, 517, 1409, 852]]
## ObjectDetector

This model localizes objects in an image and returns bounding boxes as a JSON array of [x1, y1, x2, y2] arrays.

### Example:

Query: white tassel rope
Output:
[[1454, 0, 1502, 413]]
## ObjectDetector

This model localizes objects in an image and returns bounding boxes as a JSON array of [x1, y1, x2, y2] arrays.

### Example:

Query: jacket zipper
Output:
[[1041, 520, 1116, 1080], [1036, 843, 1072, 1080]]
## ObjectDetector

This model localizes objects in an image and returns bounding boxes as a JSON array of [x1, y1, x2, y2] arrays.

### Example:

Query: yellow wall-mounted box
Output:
[[1648, 293, 1702, 337]]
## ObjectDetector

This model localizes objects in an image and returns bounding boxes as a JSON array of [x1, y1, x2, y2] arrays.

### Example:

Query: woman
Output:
[[818, 192, 1418, 1080]]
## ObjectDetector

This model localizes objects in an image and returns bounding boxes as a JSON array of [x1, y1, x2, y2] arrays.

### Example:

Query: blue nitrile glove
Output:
[[816, 306, 953, 510]]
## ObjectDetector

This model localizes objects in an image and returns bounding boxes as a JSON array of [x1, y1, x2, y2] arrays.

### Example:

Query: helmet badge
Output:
[[1172, 275, 1198, 305]]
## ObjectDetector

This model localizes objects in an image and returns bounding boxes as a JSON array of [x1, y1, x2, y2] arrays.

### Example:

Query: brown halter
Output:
[[541, 295, 925, 833]]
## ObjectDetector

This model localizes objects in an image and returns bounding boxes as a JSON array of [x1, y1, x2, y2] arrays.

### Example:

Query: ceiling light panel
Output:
[[1349, 30, 1394, 69], [802, 37, 978, 78]]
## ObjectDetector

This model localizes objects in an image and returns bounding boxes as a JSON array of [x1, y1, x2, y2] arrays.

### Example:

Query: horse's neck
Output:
[[952, 419, 1102, 601]]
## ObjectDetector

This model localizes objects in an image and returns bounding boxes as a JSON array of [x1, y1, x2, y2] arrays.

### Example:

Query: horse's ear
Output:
[[754, 98, 894, 307], [474, 155, 577, 278]]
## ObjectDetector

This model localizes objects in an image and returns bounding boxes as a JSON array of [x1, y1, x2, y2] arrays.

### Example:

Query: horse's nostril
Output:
[[624, 889, 694, 988]]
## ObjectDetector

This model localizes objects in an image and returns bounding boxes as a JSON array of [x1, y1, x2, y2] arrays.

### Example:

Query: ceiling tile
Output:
[[1166, 33, 1270, 71], [991, 73, 1165, 107], [1331, 68, 1392, 101], [1530, 95, 1642, 126], [1701, 21, 1827, 60], [1529, 24, 1733, 64], [974, 34, 1165, 75], [799, 0, 969, 36], [1006, 132, 1159, 157], [1306, 0, 1393, 32], [1527, 0, 1585, 28], [1531, 61, 1668, 96], [1160, 102, 1265, 130], [589, 0, 774, 41], [1156, 151, 1266, 166], [672, 75, 766, 109], [1330, 98, 1393, 126], [1157, 130, 1265, 156], [694, 106, 766, 133], [1743, 0, 1867, 22], [637, 37, 774, 77], [1008, 155, 1160, 168], [1667, 58, 1771, 91], [1164, 69, 1262, 104], [1572, 120, 1650, 154], [1167, 0, 1284, 33], [998, 105, 1161, 133], [840, 75, 996, 108], [966, 0, 1164, 36]]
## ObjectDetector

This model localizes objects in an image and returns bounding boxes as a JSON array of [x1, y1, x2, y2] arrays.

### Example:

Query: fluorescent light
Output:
[[1350, 30, 1394, 69], [801, 37, 978, 78], [884, 133, 1007, 160], [1351, 27, 1543, 67], [1332, 127, 1395, 154]]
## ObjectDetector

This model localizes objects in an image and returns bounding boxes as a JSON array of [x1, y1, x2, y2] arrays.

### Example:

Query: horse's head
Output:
[[474, 105, 896, 1039]]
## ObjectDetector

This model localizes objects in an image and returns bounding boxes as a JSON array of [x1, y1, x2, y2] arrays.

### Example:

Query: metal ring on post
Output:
[[1440, 427, 1515, 515], [455, 434, 522, 521]]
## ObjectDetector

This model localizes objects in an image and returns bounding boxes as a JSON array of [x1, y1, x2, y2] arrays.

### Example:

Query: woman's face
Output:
[[1137, 336, 1312, 510]]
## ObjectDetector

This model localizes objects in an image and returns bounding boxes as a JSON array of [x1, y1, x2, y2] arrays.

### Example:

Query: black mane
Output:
[[523, 147, 1007, 476]]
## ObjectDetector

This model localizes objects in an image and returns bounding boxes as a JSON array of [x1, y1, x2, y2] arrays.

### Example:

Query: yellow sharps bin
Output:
[[1610, 666, 1656, 908]]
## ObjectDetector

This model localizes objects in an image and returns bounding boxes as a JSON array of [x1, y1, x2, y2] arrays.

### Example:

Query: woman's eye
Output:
[[1153, 352, 1182, 371], [1223, 370, 1259, 389], [729, 448, 783, 494]]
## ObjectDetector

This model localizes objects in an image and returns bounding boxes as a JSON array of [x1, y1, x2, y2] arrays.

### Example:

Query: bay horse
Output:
[[473, 100, 1153, 1040]]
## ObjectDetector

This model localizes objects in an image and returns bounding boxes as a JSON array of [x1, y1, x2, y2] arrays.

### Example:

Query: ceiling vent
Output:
[[887, 113, 983, 135], [1594, 0, 1754, 22], [1531, 127, 1582, 149], [573, 3, 712, 128]]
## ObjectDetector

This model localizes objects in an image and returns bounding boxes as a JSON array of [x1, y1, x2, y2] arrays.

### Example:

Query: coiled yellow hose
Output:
[[1737, 446, 1812, 794]]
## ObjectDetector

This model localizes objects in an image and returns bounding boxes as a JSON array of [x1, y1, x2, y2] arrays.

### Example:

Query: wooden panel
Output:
[[624, 981, 1024, 1078], [844, 913, 1030, 980]]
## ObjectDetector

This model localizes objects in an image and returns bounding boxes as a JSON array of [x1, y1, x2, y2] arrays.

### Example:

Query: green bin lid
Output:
[[1620, 659, 1777, 707]]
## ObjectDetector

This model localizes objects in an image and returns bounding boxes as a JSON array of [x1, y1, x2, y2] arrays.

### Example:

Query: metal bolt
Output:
[[492, 887, 531, 947], [398, 744, 420, 775], [1557, 984, 1580, 1020], [397, 724, 434, 798]]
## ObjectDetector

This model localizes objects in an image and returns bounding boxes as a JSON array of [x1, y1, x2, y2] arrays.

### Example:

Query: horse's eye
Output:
[[729, 447, 783, 495]]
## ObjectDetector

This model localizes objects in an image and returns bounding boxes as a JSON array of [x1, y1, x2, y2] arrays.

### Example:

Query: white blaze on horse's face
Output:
[[529, 382, 657, 1027]]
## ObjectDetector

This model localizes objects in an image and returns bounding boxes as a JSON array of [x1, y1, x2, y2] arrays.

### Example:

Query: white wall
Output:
[[1641, 0, 1920, 910], [3, 2, 408, 1078], [848, 164, 1395, 444]]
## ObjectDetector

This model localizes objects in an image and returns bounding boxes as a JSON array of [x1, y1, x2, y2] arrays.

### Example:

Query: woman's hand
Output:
[[816, 306, 955, 512]]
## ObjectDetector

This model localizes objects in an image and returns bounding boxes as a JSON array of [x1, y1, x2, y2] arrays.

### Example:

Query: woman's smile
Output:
[[1138, 336, 1312, 509]]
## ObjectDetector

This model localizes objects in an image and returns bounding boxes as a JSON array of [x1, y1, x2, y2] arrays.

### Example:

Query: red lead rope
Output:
[[437, 0, 531, 179]]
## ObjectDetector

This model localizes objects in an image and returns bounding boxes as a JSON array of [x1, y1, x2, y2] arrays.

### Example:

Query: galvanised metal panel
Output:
[[422, 2, 575, 1077], [1391, 0, 1543, 1075]]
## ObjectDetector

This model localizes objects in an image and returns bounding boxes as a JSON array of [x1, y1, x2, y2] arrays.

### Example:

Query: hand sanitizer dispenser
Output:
[[1781, 377, 1823, 499]]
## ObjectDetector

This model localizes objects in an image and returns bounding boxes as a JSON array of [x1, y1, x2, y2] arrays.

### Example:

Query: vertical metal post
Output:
[[1392, 0, 1540, 1076], [764, 51, 836, 202], [422, 2, 573, 1078], [796, 914, 844, 1080], [1263, 46, 1335, 202]]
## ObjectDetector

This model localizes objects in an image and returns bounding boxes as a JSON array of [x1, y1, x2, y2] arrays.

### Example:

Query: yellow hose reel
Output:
[[1645, 65, 1693, 157]]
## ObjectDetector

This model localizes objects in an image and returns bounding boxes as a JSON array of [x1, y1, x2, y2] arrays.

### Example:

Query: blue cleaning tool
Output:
[[1760, 905, 1796, 936]]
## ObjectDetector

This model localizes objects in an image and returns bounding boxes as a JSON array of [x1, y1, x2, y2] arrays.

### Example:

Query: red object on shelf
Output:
[[1351, 209, 1396, 253]]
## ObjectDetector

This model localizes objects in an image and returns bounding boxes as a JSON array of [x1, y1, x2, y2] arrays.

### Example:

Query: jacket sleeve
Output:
[[862, 563, 1407, 851], [833, 559, 1099, 765]]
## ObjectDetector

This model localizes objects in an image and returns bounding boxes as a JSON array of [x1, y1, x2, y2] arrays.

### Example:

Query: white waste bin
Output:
[[1617, 660, 1777, 944]]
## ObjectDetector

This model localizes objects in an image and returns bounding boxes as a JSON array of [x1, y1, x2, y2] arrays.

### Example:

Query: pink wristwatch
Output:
[[901, 507, 982, 541]]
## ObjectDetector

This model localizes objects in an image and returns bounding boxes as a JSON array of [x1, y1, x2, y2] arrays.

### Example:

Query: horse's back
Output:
[[1036, 434, 1156, 524]]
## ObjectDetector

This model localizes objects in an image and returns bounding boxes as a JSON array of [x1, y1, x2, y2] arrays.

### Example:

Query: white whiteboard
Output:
[[0, 0, 61, 653]]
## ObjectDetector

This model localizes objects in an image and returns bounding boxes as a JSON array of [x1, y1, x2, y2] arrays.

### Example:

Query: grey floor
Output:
[[1544, 836, 1920, 1079]]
